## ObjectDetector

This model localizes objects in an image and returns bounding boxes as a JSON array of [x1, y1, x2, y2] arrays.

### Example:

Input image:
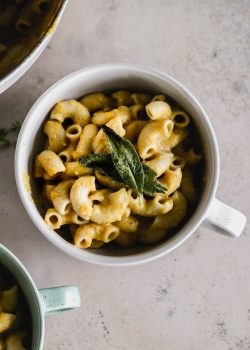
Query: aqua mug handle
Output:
[[39, 286, 81, 315]]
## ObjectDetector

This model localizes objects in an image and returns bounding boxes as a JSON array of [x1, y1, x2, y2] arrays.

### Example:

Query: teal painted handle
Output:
[[39, 286, 81, 315]]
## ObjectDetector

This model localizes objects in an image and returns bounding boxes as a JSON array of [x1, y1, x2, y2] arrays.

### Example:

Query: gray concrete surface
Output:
[[0, 0, 249, 349]]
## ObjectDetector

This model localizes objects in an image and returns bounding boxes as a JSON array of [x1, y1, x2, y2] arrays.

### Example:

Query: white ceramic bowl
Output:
[[15, 63, 246, 266]]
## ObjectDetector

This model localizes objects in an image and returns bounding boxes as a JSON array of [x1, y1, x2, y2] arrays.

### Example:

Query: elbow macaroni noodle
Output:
[[137, 119, 174, 159], [34, 90, 204, 248]]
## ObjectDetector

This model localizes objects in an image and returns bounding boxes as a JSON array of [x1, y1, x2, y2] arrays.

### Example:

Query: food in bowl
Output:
[[33, 90, 204, 249], [0, 0, 63, 79], [0, 265, 32, 349]]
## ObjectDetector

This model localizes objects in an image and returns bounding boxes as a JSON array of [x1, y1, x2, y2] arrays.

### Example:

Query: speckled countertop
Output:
[[0, 1, 250, 349]]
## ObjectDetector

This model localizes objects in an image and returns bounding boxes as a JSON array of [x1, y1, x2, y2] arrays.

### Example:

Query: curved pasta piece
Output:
[[124, 120, 147, 142], [72, 124, 98, 160], [44, 208, 62, 229], [90, 188, 129, 224], [74, 223, 119, 248], [33, 158, 44, 178], [143, 153, 173, 177], [90, 240, 105, 249], [186, 148, 202, 166], [180, 168, 198, 204], [43, 120, 67, 153], [112, 106, 132, 125], [80, 92, 114, 112], [70, 176, 96, 220], [5, 330, 27, 350], [15, 0, 52, 34], [91, 106, 131, 126], [129, 104, 145, 119], [0, 286, 18, 313], [64, 162, 93, 178], [114, 213, 139, 233], [34, 150, 65, 177], [145, 101, 172, 120], [92, 115, 125, 153], [172, 143, 202, 166], [43, 173, 59, 181], [171, 111, 190, 128], [65, 124, 82, 142], [34, 0, 51, 14], [15, 18, 31, 34], [137, 119, 174, 159], [102, 114, 126, 136], [62, 210, 87, 226], [130, 93, 151, 106], [138, 228, 168, 245], [184, 148, 202, 166], [58, 129, 80, 163], [58, 144, 75, 164], [50, 180, 74, 215], [160, 127, 188, 150], [169, 156, 186, 170], [150, 191, 187, 231], [95, 171, 122, 190], [42, 184, 55, 205], [159, 168, 182, 196], [44, 208, 86, 229], [151, 94, 166, 102], [50, 100, 90, 127], [0, 312, 16, 333], [112, 90, 132, 106], [128, 190, 173, 217]]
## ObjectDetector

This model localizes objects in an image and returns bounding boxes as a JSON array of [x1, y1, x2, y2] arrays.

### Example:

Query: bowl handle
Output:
[[204, 197, 246, 237], [39, 286, 80, 315]]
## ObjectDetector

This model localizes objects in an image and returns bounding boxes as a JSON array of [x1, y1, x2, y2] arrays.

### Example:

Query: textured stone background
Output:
[[0, 0, 249, 349]]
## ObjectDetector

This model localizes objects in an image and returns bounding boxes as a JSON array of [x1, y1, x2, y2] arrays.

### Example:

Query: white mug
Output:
[[15, 63, 247, 266]]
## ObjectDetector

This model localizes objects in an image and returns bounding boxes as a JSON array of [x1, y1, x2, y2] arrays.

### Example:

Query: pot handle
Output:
[[204, 197, 246, 237], [39, 286, 80, 315]]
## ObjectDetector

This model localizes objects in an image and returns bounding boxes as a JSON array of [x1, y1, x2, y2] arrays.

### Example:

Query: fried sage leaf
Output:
[[142, 164, 167, 196], [102, 125, 145, 195], [79, 127, 167, 196], [79, 153, 122, 182]]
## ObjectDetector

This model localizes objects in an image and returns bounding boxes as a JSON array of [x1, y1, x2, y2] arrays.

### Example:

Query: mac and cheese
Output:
[[34, 90, 204, 249]]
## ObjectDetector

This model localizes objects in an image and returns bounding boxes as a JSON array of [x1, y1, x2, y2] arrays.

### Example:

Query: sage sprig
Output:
[[102, 126, 145, 194], [0, 121, 21, 147], [80, 153, 122, 183], [79, 126, 167, 196], [142, 164, 167, 196]]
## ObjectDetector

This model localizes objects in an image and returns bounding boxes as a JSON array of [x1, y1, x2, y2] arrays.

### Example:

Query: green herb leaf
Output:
[[9, 121, 21, 133], [0, 129, 9, 146], [80, 153, 110, 167], [79, 153, 122, 182], [79, 127, 167, 196], [0, 121, 21, 147], [102, 125, 145, 194], [142, 164, 167, 196]]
